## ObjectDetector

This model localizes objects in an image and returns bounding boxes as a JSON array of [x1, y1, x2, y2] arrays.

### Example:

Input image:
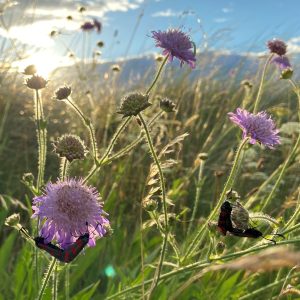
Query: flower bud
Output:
[[53, 134, 87, 162], [54, 86, 72, 100], [5, 213, 20, 227], [97, 41, 104, 48], [216, 241, 226, 255], [23, 65, 37, 76], [117, 92, 151, 117], [160, 98, 176, 113], [111, 64, 121, 72], [198, 153, 208, 160], [22, 172, 34, 184], [280, 67, 293, 79]]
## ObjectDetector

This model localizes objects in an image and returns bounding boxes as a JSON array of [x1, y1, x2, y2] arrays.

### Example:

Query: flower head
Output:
[[228, 108, 280, 149], [32, 179, 109, 249], [81, 21, 94, 31], [26, 75, 47, 90], [271, 56, 291, 70], [151, 29, 196, 68], [53, 134, 87, 162], [55, 85, 72, 100], [267, 39, 287, 56], [117, 92, 151, 117]]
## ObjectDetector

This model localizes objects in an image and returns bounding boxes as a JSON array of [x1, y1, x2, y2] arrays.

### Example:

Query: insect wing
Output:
[[217, 201, 234, 235], [63, 233, 90, 263], [34, 237, 66, 262]]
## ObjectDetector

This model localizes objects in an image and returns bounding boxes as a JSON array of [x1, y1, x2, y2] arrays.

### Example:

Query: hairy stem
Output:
[[37, 258, 56, 300], [65, 97, 98, 163], [253, 54, 274, 113], [60, 158, 69, 181], [83, 116, 131, 184], [146, 55, 169, 95], [138, 113, 168, 298]]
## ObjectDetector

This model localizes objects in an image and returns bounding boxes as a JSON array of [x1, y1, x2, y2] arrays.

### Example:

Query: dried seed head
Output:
[[198, 152, 208, 160], [97, 41, 104, 48], [142, 198, 158, 212], [241, 80, 253, 89], [155, 54, 164, 62], [26, 75, 47, 90], [280, 67, 293, 79], [67, 15, 73, 20], [55, 86, 72, 100], [111, 64, 121, 72], [216, 241, 226, 255], [78, 6, 86, 13], [50, 30, 58, 37], [53, 134, 87, 162], [117, 92, 151, 117], [23, 64, 37, 76], [5, 213, 20, 227], [160, 98, 176, 113]]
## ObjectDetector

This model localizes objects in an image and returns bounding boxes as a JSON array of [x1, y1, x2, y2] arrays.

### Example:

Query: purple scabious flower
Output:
[[81, 21, 94, 31], [228, 108, 280, 149], [151, 29, 196, 68], [267, 39, 287, 56], [271, 55, 291, 70], [32, 178, 109, 249]]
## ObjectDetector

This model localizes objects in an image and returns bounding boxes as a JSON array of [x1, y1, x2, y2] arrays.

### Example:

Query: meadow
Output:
[[0, 3, 300, 300]]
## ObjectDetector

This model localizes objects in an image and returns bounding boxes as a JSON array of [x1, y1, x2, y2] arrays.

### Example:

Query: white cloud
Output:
[[213, 18, 228, 23], [222, 7, 233, 13], [287, 37, 300, 53], [152, 9, 180, 17]]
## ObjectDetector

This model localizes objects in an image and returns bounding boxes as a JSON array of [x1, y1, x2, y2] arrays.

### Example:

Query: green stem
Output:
[[284, 189, 300, 230], [60, 158, 69, 181], [83, 116, 131, 184], [146, 55, 169, 95], [261, 79, 300, 211], [138, 113, 168, 298], [52, 262, 58, 300], [187, 159, 205, 235], [65, 97, 98, 163], [253, 54, 274, 113], [183, 138, 250, 262], [65, 265, 70, 300], [107, 238, 300, 299], [37, 258, 56, 300]]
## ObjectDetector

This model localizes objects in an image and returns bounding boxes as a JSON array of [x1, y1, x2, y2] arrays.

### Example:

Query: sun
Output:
[[13, 50, 71, 78]]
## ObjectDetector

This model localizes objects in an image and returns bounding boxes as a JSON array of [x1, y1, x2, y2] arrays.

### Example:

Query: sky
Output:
[[1, 0, 300, 75]]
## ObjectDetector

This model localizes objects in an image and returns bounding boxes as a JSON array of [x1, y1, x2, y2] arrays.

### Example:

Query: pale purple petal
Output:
[[228, 108, 280, 149]]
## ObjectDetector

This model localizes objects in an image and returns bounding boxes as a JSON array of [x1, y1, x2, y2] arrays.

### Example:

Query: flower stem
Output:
[[183, 137, 250, 262], [34, 89, 47, 191], [253, 54, 274, 114], [37, 258, 56, 300], [52, 262, 58, 300], [83, 116, 131, 184], [60, 158, 69, 181], [65, 97, 98, 163], [146, 55, 169, 95], [261, 79, 300, 211], [138, 113, 168, 298]]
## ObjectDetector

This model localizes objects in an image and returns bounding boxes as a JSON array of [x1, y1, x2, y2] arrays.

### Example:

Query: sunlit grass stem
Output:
[[183, 137, 250, 262], [65, 97, 98, 163], [253, 54, 274, 113], [261, 79, 300, 211]]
